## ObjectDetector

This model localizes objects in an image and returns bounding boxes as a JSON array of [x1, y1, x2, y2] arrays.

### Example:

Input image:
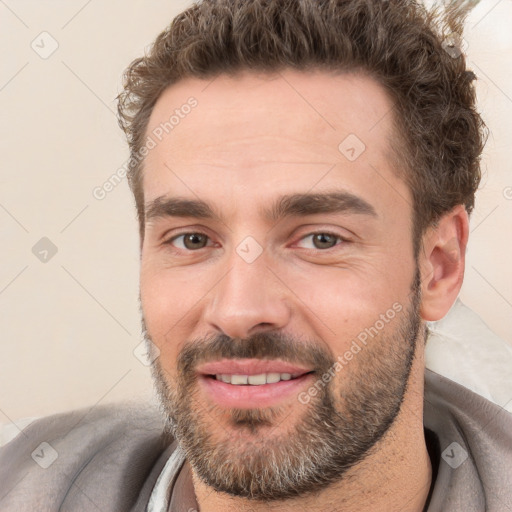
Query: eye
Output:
[[296, 232, 345, 250], [165, 230, 347, 252], [167, 232, 211, 250]]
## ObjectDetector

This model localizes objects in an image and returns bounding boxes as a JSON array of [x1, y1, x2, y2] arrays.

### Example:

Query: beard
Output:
[[144, 268, 423, 501]]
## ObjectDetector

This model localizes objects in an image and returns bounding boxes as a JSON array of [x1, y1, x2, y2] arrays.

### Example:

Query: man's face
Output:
[[140, 70, 423, 499]]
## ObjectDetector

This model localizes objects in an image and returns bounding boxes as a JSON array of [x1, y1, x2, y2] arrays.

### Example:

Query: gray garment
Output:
[[0, 401, 173, 511], [1, 368, 511, 511]]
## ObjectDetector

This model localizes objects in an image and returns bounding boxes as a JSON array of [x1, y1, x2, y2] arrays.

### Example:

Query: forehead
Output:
[[146, 69, 395, 159], [142, 69, 409, 220]]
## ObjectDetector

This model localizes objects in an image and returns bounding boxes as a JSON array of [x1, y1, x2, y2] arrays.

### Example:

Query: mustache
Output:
[[175, 331, 335, 377]]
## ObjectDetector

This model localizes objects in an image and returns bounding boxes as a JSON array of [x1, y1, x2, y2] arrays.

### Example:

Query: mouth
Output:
[[208, 372, 308, 385], [196, 359, 316, 409]]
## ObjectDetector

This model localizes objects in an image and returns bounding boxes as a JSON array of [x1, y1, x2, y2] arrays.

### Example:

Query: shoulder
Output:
[[424, 368, 512, 510], [424, 367, 512, 435], [0, 400, 167, 461], [0, 401, 171, 511]]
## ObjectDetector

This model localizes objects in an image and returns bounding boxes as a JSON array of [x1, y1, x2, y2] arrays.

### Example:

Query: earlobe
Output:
[[419, 205, 469, 322]]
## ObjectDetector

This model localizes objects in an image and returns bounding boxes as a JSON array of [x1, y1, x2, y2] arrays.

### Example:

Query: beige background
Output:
[[0, 0, 511, 428]]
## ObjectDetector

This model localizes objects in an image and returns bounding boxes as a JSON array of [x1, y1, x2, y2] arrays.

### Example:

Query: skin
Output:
[[139, 69, 469, 511]]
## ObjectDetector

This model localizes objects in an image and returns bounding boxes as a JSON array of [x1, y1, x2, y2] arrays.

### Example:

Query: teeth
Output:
[[248, 374, 266, 385], [265, 372, 281, 384], [231, 374, 248, 385], [215, 372, 298, 385]]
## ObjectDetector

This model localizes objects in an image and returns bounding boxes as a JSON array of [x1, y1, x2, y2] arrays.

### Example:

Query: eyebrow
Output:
[[145, 191, 378, 224]]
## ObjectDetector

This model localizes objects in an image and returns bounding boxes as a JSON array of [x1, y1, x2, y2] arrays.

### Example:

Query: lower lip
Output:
[[198, 373, 315, 409]]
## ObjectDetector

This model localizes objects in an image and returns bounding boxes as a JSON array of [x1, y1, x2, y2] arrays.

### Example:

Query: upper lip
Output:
[[197, 358, 313, 376]]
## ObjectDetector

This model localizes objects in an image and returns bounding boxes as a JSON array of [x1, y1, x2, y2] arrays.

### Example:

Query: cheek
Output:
[[284, 262, 411, 352], [292, 258, 401, 301], [140, 263, 183, 343], [140, 259, 215, 358]]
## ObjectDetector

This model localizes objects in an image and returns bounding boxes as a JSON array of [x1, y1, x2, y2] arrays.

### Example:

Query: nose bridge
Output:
[[203, 245, 290, 339]]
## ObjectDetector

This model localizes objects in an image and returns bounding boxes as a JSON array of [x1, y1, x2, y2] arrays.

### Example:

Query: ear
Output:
[[419, 204, 469, 322]]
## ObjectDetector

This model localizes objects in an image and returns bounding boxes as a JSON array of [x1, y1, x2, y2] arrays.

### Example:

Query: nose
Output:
[[202, 250, 291, 340]]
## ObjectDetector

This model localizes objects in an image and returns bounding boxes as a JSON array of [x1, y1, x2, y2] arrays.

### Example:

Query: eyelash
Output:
[[164, 230, 349, 252]]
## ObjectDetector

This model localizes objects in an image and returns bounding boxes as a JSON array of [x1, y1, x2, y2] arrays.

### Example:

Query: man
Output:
[[1, 0, 511, 511]]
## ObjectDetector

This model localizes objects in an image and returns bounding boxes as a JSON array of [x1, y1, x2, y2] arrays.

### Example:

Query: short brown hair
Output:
[[117, 0, 487, 250]]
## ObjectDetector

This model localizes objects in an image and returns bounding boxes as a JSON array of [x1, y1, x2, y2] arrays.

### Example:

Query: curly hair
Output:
[[117, 0, 487, 249]]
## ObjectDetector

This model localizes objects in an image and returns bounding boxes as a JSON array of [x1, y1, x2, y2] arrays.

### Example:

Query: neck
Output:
[[192, 346, 432, 512]]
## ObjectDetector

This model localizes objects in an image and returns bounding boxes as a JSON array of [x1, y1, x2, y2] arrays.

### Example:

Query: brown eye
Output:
[[311, 233, 339, 249], [170, 233, 209, 250], [295, 232, 344, 250], [294, 228, 352, 252]]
